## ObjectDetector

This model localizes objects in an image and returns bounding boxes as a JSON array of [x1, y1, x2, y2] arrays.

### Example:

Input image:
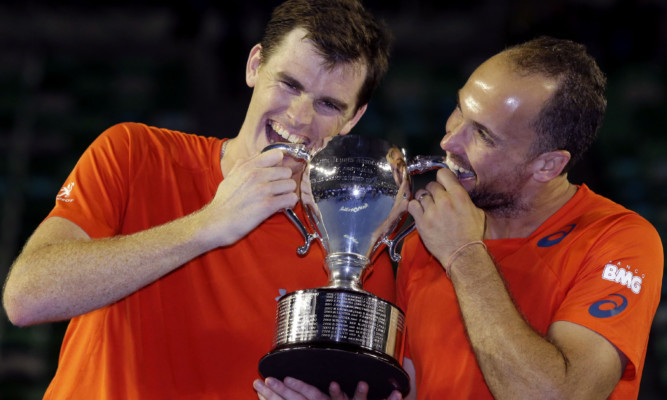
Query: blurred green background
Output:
[[1, 0, 665, 398]]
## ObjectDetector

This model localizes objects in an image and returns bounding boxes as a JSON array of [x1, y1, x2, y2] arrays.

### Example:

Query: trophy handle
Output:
[[382, 225, 416, 262], [384, 155, 448, 262], [262, 143, 319, 255], [406, 155, 447, 174], [283, 208, 319, 255], [262, 142, 312, 162]]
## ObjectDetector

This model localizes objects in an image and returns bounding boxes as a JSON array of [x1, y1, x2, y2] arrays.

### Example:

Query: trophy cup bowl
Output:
[[258, 135, 445, 399]]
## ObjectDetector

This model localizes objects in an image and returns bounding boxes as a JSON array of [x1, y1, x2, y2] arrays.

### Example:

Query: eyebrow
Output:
[[277, 72, 304, 91], [321, 96, 349, 112], [456, 91, 497, 140], [277, 72, 350, 113]]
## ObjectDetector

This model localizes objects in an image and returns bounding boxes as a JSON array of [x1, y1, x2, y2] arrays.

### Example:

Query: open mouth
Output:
[[266, 120, 307, 146], [446, 158, 476, 181]]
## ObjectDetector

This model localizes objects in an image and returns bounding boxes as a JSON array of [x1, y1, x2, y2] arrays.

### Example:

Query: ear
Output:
[[531, 150, 571, 182], [246, 44, 262, 88], [339, 104, 368, 135]]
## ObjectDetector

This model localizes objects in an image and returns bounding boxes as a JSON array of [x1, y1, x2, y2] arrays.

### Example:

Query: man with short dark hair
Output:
[[2, 1, 394, 398]]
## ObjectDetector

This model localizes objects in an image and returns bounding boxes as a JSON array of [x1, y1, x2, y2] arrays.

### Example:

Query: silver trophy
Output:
[[258, 135, 445, 399]]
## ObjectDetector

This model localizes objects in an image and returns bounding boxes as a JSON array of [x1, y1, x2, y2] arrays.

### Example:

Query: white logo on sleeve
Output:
[[56, 182, 76, 202], [601, 261, 644, 294]]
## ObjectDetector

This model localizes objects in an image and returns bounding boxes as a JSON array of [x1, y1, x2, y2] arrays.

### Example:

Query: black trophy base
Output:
[[258, 344, 410, 400]]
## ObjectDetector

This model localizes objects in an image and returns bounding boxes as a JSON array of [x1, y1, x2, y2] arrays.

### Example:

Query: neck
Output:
[[484, 176, 577, 240], [220, 138, 236, 177]]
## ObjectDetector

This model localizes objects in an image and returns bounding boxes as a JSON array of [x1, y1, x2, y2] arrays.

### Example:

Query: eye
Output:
[[314, 99, 344, 115], [321, 100, 340, 112], [281, 80, 298, 91], [476, 129, 494, 145]]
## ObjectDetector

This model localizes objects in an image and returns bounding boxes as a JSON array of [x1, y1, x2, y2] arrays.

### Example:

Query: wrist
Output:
[[442, 240, 487, 276]]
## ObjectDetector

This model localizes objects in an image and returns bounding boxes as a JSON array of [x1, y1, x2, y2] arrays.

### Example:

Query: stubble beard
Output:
[[468, 164, 532, 219]]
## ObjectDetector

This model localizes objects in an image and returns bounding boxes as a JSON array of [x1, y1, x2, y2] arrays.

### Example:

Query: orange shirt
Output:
[[43, 123, 396, 399], [397, 184, 663, 399]]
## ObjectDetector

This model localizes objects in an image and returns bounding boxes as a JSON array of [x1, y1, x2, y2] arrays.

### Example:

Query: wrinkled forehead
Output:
[[321, 57, 368, 83]]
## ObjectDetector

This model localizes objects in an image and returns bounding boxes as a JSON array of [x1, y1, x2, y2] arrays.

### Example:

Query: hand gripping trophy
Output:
[[258, 135, 445, 399]]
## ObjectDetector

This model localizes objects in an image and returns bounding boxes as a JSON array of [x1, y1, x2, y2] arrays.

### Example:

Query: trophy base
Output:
[[258, 344, 410, 399]]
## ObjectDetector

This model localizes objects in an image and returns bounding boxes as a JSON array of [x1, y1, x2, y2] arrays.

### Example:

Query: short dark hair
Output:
[[504, 36, 607, 173], [259, 0, 392, 111]]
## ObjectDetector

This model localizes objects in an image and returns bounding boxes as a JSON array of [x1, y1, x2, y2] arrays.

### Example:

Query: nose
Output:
[[441, 110, 464, 151], [287, 95, 314, 126]]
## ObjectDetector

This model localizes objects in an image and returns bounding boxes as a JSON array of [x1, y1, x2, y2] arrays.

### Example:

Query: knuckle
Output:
[[247, 169, 264, 181]]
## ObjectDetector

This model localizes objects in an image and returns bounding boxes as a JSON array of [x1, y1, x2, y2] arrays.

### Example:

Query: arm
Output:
[[3, 149, 297, 326], [448, 247, 624, 399], [407, 168, 624, 400]]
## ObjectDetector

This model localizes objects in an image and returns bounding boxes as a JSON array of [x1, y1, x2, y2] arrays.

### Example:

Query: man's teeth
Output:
[[271, 122, 304, 144], [446, 161, 475, 178]]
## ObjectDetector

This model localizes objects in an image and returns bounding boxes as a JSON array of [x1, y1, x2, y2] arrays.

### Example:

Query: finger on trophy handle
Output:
[[263, 143, 317, 255], [383, 155, 447, 262]]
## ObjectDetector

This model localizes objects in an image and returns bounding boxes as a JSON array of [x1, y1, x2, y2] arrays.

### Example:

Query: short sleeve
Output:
[[553, 215, 663, 378], [47, 123, 136, 238]]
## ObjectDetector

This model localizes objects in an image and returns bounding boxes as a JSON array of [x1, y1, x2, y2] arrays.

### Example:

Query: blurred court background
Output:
[[0, 0, 665, 398]]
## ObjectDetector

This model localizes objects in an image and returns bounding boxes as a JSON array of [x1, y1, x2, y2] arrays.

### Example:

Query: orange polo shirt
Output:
[[43, 123, 396, 399], [397, 184, 663, 399]]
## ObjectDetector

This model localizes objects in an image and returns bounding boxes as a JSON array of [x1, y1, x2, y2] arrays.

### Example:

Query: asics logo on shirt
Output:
[[275, 288, 287, 301], [589, 294, 628, 318], [537, 224, 576, 247], [56, 182, 76, 203]]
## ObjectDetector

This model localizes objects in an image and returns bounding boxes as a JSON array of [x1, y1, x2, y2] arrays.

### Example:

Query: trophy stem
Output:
[[325, 253, 370, 291]]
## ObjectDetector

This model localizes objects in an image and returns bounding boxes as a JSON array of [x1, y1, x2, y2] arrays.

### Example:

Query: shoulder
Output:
[[573, 185, 635, 219], [528, 185, 662, 281], [559, 185, 663, 281], [590, 187, 658, 238], [95, 122, 221, 160], [97, 122, 153, 143], [99, 122, 205, 145], [564, 185, 659, 241]]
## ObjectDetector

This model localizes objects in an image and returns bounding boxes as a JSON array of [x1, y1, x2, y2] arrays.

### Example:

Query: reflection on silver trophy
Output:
[[258, 135, 445, 399]]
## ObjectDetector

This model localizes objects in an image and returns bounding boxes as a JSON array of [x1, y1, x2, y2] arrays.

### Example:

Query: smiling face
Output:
[[239, 28, 368, 165], [442, 54, 558, 215]]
